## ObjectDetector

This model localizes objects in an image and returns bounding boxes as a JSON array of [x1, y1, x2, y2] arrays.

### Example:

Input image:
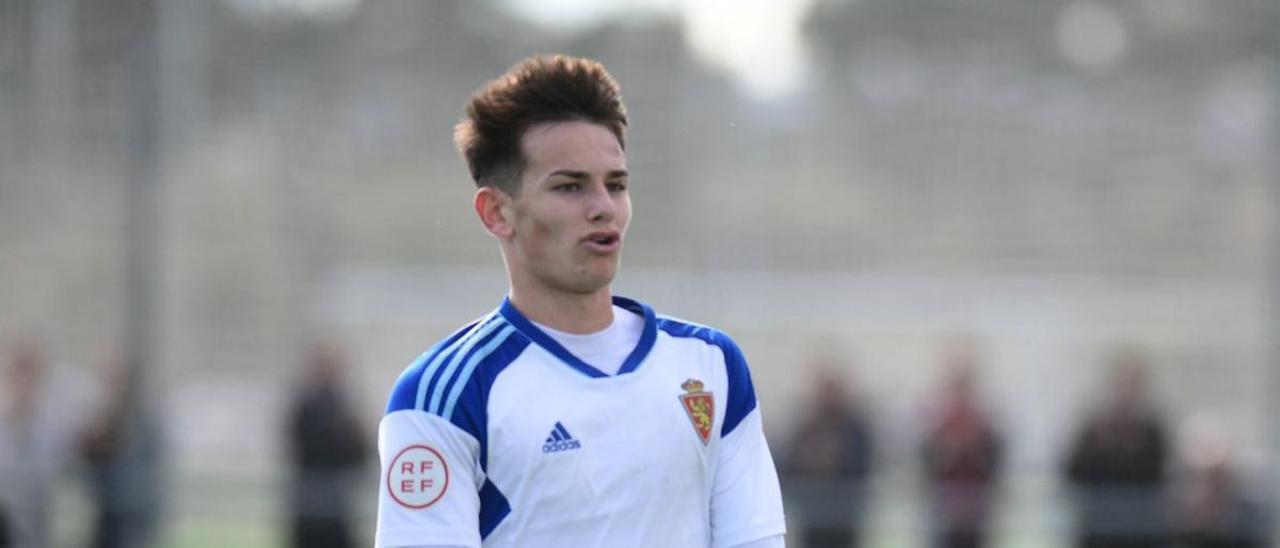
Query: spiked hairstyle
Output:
[[454, 55, 628, 196]]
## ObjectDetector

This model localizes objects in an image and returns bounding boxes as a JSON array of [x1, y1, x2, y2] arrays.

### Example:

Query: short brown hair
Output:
[[454, 55, 628, 195]]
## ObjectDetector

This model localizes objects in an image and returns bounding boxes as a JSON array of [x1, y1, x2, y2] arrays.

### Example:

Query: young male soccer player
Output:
[[375, 55, 786, 548]]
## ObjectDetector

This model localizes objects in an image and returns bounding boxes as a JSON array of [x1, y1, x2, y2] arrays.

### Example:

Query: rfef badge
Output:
[[387, 445, 449, 509], [679, 378, 714, 445]]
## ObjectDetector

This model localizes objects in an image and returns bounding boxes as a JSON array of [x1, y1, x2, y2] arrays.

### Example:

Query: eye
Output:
[[552, 182, 581, 193], [606, 180, 628, 193]]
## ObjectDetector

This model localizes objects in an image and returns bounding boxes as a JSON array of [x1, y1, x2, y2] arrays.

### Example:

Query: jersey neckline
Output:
[[498, 295, 657, 378]]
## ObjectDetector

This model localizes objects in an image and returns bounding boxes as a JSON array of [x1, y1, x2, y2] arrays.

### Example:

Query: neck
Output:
[[509, 285, 615, 334]]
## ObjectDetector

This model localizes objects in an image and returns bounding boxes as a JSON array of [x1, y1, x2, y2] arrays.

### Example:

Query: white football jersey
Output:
[[375, 296, 786, 548]]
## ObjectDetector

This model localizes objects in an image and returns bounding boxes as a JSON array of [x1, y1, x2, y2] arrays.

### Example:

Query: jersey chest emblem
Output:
[[679, 378, 714, 445]]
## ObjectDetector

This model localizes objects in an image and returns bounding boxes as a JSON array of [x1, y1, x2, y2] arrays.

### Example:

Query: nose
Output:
[[585, 182, 616, 223]]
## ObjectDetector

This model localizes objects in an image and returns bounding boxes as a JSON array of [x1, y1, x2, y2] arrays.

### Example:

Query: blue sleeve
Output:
[[386, 320, 480, 415], [383, 317, 529, 456], [718, 335, 758, 438]]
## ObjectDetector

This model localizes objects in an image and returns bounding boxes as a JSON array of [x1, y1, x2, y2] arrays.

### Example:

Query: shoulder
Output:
[[655, 314, 758, 437], [385, 313, 531, 422], [655, 315, 750, 382], [654, 315, 746, 362]]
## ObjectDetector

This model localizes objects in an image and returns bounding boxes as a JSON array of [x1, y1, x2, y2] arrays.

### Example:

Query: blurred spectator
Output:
[[920, 348, 1003, 548], [0, 339, 83, 548], [80, 354, 166, 548], [782, 363, 875, 548], [1063, 346, 1170, 548], [0, 503, 10, 548], [1173, 418, 1269, 548], [286, 342, 369, 548]]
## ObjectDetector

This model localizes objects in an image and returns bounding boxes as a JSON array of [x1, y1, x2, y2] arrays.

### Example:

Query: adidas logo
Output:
[[541, 422, 582, 453]]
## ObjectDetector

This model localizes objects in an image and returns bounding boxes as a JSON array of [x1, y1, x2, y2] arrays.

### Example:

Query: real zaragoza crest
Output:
[[679, 378, 714, 445]]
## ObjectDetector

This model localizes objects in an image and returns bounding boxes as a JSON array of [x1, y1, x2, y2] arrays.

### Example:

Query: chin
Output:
[[560, 270, 616, 295], [569, 278, 614, 295]]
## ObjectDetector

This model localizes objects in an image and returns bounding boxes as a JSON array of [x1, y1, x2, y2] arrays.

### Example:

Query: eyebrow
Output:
[[548, 169, 629, 180]]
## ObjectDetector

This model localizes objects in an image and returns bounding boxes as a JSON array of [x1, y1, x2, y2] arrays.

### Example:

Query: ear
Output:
[[475, 186, 514, 239]]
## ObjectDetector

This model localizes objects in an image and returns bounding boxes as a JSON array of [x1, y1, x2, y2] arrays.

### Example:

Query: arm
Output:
[[710, 337, 786, 548], [375, 410, 482, 548], [711, 408, 787, 548]]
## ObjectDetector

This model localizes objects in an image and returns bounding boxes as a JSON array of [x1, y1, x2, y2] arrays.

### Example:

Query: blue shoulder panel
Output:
[[655, 317, 758, 437], [452, 332, 527, 541], [444, 332, 530, 471], [384, 312, 529, 453], [386, 317, 484, 414]]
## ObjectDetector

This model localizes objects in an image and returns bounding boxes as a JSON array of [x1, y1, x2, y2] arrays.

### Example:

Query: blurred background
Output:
[[1, 0, 1277, 547]]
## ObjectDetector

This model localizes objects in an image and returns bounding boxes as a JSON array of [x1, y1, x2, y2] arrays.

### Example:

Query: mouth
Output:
[[583, 231, 622, 253]]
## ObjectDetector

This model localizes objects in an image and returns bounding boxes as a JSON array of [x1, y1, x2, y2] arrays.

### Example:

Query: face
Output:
[[492, 120, 631, 296]]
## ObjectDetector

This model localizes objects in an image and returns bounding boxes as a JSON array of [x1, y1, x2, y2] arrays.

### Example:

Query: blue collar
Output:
[[498, 295, 657, 378]]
